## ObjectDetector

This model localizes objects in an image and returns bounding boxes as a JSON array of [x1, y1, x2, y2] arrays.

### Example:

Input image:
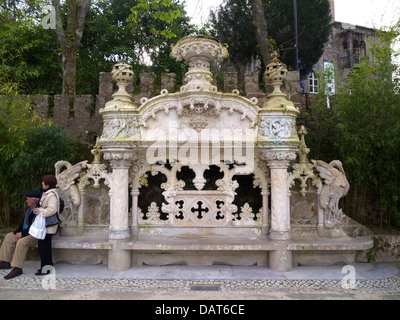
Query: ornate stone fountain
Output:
[[52, 35, 373, 272]]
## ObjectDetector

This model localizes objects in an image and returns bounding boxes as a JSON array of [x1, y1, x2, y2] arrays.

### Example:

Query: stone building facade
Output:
[[303, 0, 380, 97]]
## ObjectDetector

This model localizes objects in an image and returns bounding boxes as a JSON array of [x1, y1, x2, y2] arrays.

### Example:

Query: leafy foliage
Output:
[[1, 0, 196, 95], [0, 5, 61, 94], [303, 24, 400, 228], [76, 0, 196, 94], [209, 0, 332, 77], [0, 86, 81, 227]]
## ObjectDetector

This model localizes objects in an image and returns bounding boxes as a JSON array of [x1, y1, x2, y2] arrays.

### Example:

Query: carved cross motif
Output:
[[215, 200, 225, 220], [191, 201, 209, 219], [175, 200, 184, 220]]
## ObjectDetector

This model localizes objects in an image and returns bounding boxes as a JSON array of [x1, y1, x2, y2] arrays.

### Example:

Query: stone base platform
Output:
[[51, 231, 373, 270], [290, 236, 373, 266], [124, 236, 276, 267]]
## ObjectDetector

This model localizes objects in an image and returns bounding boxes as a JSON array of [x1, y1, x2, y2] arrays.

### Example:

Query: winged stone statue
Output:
[[55, 160, 88, 225], [311, 160, 350, 229]]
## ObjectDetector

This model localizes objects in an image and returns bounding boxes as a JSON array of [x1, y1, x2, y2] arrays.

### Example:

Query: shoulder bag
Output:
[[45, 191, 62, 227]]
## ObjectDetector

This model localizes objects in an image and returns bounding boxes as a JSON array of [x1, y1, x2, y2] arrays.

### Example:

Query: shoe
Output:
[[0, 261, 11, 269], [4, 267, 23, 280], [35, 268, 50, 276]]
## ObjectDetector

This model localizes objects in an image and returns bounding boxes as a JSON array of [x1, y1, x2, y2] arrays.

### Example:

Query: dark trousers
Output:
[[38, 233, 53, 269]]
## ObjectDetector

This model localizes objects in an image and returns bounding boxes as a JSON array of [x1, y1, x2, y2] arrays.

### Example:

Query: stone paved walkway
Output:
[[0, 261, 399, 300]]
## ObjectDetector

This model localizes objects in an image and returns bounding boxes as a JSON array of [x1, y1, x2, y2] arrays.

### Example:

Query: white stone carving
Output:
[[145, 202, 162, 222], [312, 159, 350, 229], [262, 150, 297, 162], [289, 126, 322, 196], [236, 203, 261, 225], [78, 141, 111, 192], [111, 60, 134, 103], [169, 192, 233, 226], [137, 162, 267, 227], [50, 35, 374, 274], [138, 203, 166, 225], [55, 160, 88, 226], [130, 153, 151, 190], [170, 35, 228, 93], [259, 119, 292, 139], [102, 149, 136, 163], [102, 118, 139, 140]]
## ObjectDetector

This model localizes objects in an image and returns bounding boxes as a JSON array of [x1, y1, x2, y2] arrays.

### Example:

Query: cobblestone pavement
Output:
[[0, 262, 399, 300]]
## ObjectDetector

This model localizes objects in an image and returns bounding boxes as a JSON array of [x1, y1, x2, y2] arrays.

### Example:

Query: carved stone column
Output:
[[263, 151, 297, 272], [267, 159, 292, 240], [108, 159, 131, 239], [131, 189, 140, 238], [257, 52, 301, 272], [261, 189, 269, 235], [97, 60, 138, 271], [103, 149, 136, 271]]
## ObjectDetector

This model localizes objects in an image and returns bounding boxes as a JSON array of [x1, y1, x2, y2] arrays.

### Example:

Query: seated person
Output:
[[0, 190, 41, 280]]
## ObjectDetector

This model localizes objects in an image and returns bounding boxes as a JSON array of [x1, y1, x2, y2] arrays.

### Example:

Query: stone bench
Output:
[[52, 236, 112, 265], [289, 236, 373, 266], [51, 234, 373, 268]]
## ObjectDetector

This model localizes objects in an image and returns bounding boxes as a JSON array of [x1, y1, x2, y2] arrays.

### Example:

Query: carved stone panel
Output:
[[167, 191, 232, 226]]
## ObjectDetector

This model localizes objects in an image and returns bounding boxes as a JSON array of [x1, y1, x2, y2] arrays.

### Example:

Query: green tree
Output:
[[1, 0, 196, 96], [335, 27, 400, 228], [306, 23, 400, 228], [0, 90, 80, 227], [0, 1, 61, 94], [127, 0, 196, 75], [250, 0, 273, 66], [52, 0, 91, 97], [77, 0, 195, 95], [209, 0, 332, 78]]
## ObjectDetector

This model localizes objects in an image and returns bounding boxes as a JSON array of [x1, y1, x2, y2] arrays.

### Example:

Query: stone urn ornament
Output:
[[170, 35, 229, 93], [111, 60, 134, 102], [263, 51, 293, 108]]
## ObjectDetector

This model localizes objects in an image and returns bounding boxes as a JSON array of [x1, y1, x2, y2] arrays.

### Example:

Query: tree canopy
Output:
[[0, 0, 196, 96], [209, 0, 332, 77], [78, 0, 196, 93], [302, 24, 400, 228]]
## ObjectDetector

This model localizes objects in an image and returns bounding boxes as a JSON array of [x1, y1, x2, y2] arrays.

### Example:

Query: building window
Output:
[[343, 40, 349, 57], [360, 41, 367, 57], [353, 39, 360, 64], [324, 61, 335, 108], [309, 73, 319, 94], [323, 61, 335, 95]]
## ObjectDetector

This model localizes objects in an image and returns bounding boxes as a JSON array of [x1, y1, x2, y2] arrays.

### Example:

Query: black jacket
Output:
[[14, 207, 36, 238]]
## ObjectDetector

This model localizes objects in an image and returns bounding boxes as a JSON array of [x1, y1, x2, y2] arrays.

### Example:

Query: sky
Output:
[[184, 0, 400, 29]]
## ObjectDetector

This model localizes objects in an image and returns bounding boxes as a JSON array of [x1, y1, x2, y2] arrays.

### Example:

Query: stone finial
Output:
[[91, 138, 103, 164], [261, 51, 297, 112], [111, 60, 134, 102], [264, 51, 288, 99], [298, 125, 310, 165]]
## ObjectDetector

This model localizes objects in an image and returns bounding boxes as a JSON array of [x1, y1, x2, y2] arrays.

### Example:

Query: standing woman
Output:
[[34, 175, 59, 275]]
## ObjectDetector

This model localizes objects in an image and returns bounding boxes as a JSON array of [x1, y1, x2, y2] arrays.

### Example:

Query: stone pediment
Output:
[[137, 90, 260, 145]]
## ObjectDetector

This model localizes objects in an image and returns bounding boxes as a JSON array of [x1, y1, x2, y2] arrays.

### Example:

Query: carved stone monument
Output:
[[52, 35, 373, 272]]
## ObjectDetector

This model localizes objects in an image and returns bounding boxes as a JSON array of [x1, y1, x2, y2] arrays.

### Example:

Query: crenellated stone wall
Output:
[[25, 70, 302, 146]]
